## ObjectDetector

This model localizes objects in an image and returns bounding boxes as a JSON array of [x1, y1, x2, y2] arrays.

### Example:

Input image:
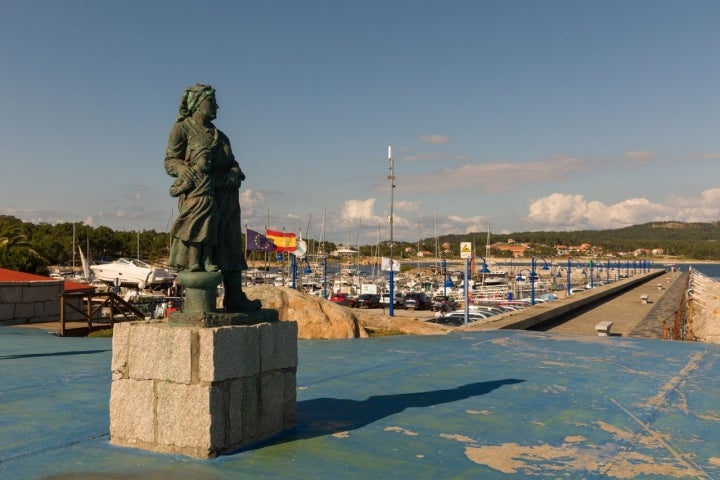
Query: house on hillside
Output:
[[490, 242, 530, 258]]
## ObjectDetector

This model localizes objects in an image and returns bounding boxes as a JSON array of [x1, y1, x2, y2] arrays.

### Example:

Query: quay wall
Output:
[[470, 269, 667, 331]]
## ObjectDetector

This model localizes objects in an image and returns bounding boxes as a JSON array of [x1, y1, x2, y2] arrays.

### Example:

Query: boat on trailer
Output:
[[90, 258, 175, 289]]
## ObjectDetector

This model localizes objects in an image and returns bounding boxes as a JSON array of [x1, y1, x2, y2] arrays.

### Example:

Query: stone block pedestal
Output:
[[109, 316, 297, 458]]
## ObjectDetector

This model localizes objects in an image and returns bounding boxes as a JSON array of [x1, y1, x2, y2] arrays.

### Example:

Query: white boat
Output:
[[90, 258, 175, 289]]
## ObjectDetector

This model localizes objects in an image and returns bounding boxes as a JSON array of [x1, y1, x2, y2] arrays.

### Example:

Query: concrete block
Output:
[[260, 321, 298, 371], [156, 381, 223, 455], [595, 321, 613, 336], [198, 325, 260, 382], [22, 283, 61, 303], [283, 371, 298, 427], [111, 322, 131, 378], [128, 322, 194, 384], [259, 371, 286, 438], [14, 302, 34, 320], [0, 285, 22, 304], [228, 378, 251, 445], [0, 304, 15, 322], [109, 378, 155, 444]]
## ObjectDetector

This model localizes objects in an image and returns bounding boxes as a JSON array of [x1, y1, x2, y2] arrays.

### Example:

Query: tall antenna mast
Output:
[[388, 145, 396, 316]]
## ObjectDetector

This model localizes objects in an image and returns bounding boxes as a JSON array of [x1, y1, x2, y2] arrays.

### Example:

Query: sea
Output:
[[674, 263, 720, 280]]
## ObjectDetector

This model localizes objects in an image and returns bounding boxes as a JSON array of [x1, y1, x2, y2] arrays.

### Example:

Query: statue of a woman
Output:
[[164, 84, 260, 312]]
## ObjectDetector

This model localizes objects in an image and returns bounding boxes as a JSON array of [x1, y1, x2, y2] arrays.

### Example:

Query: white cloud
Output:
[[394, 200, 420, 213], [397, 155, 587, 194], [683, 152, 720, 161], [402, 152, 448, 163], [624, 150, 654, 162], [341, 198, 377, 221], [418, 134, 449, 145], [522, 189, 720, 231], [239, 188, 266, 216], [446, 215, 490, 234]]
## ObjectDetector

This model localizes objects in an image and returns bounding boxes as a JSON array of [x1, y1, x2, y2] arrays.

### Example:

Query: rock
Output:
[[244, 286, 449, 339]]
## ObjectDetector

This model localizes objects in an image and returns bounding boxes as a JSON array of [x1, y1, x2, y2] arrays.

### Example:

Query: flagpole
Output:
[[244, 223, 249, 268]]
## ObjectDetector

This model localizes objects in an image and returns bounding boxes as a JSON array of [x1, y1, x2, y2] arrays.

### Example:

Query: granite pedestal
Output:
[[109, 272, 297, 458]]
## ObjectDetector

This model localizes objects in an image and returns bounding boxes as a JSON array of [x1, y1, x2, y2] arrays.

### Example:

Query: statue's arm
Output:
[[217, 133, 245, 189], [164, 124, 188, 177]]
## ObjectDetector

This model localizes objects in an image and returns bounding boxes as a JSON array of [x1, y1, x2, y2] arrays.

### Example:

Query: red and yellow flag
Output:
[[265, 229, 297, 252]]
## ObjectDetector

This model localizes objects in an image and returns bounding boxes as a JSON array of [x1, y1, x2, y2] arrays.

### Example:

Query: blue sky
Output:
[[3, 0, 720, 246]]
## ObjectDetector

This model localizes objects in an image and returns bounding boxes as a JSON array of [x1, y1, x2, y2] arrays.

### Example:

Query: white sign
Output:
[[381, 257, 401, 272], [460, 242, 472, 259]]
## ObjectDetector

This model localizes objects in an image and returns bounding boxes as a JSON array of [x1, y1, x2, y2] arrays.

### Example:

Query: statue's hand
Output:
[[220, 171, 241, 189], [170, 162, 191, 179]]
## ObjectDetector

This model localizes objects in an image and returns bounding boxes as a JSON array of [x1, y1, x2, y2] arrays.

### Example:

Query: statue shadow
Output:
[[239, 378, 524, 452]]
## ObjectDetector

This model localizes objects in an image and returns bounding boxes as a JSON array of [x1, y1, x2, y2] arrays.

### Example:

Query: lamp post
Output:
[[566, 258, 583, 295], [475, 256, 491, 277], [566, 258, 572, 296], [531, 257, 549, 305], [515, 268, 532, 300], [606, 259, 610, 284]]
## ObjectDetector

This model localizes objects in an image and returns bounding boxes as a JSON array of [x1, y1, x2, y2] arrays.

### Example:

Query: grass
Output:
[[87, 328, 113, 338]]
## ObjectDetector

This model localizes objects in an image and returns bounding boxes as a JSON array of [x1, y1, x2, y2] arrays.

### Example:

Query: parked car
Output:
[[356, 293, 381, 309], [471, 305, 505, 316], [380, 292, 404, 307], [431, 295, 457, 312], [329, 292, 357, 307], [428, 311, 486, 326], [403, 292, 432, 310]]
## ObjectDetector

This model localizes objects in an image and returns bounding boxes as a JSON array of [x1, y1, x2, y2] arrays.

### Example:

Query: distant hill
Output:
[[431, 221, 720, 260]]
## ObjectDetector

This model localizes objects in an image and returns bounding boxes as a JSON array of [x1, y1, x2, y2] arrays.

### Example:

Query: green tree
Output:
[[0, 222, 48, 273]]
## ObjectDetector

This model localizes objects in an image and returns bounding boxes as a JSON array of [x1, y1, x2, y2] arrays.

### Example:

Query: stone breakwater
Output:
[[682, 268, 720, 343]]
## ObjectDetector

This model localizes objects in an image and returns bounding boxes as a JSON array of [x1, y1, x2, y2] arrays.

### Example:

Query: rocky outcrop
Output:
[[244, 286, 449, 339]]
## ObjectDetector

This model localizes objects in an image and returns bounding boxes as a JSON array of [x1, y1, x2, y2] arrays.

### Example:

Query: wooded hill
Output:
[[433, 221, 720, 260]]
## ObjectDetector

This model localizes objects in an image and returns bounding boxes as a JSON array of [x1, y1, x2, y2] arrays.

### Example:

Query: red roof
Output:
[[0, 268, 95, 293], [0, 268, 55, 282]]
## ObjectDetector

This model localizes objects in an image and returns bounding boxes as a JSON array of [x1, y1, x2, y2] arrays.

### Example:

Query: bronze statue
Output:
[[165, 84, 261, 312]]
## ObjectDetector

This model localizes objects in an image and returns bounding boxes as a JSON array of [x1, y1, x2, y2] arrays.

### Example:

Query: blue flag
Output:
[[247, 229, 277, 251]]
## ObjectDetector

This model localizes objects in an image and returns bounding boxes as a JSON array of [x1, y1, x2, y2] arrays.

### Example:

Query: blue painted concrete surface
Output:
[[1, 326, 719, 479]]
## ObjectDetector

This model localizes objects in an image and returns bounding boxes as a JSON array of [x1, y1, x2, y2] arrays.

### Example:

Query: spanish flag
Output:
[[265, 229, 297, 252]]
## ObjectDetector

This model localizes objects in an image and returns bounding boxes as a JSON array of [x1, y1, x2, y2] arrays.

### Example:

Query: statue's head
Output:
[[177, 84, 217, 122]]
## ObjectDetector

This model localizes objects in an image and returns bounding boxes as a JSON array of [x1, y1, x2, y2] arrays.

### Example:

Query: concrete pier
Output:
[[468, 269, 687, 337]]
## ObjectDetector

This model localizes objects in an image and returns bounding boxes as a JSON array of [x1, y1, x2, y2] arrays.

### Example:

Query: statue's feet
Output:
[[205, 262, 220, 272], [188, 263, 203, 272], [224, 294, 262, 312]]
